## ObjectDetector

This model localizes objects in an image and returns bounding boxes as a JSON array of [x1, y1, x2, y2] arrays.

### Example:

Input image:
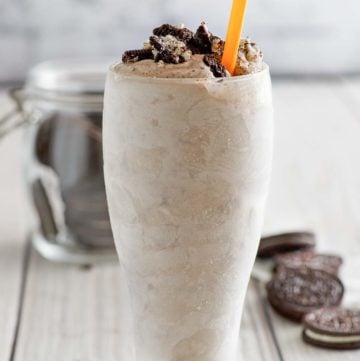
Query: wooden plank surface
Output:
[[264, 79, 360, 255], [13, 251, 279, 361], [13, 251, 125, 361], [262, 79, 360, 360], [241, 281, 281, 361], [1, 79, 360, 361], [0, 92, 29, 361]]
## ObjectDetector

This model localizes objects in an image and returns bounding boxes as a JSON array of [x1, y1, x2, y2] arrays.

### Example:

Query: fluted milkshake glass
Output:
[[103, 64, 273, 361]]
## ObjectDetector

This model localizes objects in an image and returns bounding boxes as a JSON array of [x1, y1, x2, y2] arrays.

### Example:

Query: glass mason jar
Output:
[[1, 59, 117, 264]]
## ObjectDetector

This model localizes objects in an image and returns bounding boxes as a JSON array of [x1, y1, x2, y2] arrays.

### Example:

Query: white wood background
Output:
[[1, 79, 360, 360]]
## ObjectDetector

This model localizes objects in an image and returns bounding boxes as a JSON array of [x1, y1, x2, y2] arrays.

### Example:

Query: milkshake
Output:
[[103, 23, 273, 360]]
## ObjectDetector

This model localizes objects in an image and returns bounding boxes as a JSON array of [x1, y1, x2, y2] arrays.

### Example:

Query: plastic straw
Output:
[[222, 0, 248, 75]]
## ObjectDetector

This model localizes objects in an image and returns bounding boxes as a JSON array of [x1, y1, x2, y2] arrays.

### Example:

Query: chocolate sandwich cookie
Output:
[[203, 55, 228, 78], [275, 250, 343, 275], [153, 24, 194, 44], [266, 267, 344, 322], [257, 232, 316, 259], [122, 49, 154, 63], [303, 307, 360, 349]]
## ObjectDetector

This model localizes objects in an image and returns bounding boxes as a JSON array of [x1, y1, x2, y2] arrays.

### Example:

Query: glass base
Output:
[[32, 232, 118, 265]]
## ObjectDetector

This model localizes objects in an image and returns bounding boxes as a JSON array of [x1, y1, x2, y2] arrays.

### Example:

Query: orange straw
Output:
[[222, 0, 248, 75]]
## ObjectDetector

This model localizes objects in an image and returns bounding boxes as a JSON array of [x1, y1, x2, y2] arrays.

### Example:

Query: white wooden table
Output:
[[1, 79, 360, 361]]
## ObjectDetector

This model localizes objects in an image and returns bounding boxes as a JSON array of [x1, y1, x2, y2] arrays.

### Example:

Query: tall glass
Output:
[[103, 65, 273, 360]]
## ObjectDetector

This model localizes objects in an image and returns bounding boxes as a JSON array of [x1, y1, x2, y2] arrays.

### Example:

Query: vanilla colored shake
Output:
[[103, 23, 273, 360]]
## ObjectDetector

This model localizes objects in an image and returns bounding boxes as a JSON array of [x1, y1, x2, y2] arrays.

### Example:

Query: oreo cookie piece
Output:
[[275, 250, 343, 275], [266, 267, 344, 322], [303, 307, 360, 349], [153, 24, 194, 44], [203, 55, 228, 78], [149, 35, 191, 64], [122, 49, 154, 63], [257, 232, 316, 259], [191, 22, 213, 54]]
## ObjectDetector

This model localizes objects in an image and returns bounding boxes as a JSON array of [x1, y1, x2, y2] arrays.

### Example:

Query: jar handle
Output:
[[0, 87, 28, 140]]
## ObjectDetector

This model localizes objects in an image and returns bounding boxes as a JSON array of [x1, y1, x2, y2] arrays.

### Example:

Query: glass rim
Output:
[[109, 63, 270, 84]]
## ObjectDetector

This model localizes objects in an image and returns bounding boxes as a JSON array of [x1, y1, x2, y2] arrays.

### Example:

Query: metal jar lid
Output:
[[24, 57, 115, 112]]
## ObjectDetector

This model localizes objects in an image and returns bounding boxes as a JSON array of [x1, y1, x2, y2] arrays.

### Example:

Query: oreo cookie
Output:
[[203, 55, 228, 78], [275, 251, 343, 275], [149, 35, 186, 64], [303, 307, 360, 349], [121, 22, 228, 77], [191, 22, 213, 53], [153, 24, 193, 44], [266, 267, 344, 322], [257, 232, 316, 259], [122, 49, 154, 63]]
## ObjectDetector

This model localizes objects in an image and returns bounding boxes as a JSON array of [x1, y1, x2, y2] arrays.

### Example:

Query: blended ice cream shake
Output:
[[103, 23, 273, 361]]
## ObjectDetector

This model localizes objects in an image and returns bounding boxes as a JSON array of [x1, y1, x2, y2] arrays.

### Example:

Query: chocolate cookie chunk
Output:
[[203, 55, 228, 78], [257, 232, 316, 258], [266, 267, 344, 322], [149, 35, 190, 64], [122, 49, 154, 63], [191, 22, 213, 53], [153, 24, 194, 44], [275, 251, 343, 275], [303, 307, 360, 349]]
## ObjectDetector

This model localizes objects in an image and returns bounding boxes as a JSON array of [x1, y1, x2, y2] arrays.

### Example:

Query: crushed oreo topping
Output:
[[153, 24, 194, 44], [121, 22, 263, 77], [122, 49, 154, 63], [235, 38, 264, 75], [211, 36, 225, 60], [203, 54, 229, 78], [149, 35, 191, 64], [189, 22, 213, 54]]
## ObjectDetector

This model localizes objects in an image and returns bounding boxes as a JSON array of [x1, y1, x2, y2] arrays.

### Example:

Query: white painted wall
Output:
[[0, 0, 359, 81]]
